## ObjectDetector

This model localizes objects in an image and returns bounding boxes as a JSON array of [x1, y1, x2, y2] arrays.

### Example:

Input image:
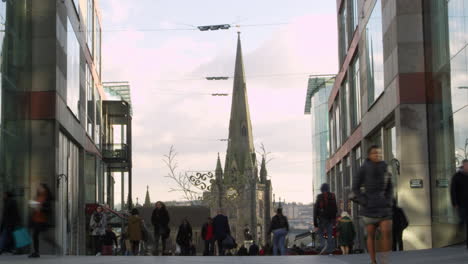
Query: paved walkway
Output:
[[0, 247, 467, 263]]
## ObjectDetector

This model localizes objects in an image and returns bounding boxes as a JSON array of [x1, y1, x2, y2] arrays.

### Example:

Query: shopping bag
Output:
[[222, 234, 235, 249], [13, 228, 32, 248]]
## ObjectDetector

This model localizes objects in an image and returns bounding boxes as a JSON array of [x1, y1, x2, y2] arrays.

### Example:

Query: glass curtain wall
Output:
[[351, 57, 362, 128], [425, 0, 468, 225], [310, 78, 333, 200], [0, 0, 31, 213], [365, 0, 384, 106]]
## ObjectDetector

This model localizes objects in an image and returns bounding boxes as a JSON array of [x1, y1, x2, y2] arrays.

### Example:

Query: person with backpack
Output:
[[314, 183, 338, 255], [392, 200, 408, 251], [268, 208, 289, 256], [351, 145, 393, 264], [89, 205, 107, 256]]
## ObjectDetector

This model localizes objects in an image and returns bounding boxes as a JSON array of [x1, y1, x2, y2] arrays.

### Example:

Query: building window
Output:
[[86, 65, 95, 138], [95, 86, 101, 146], [365, 0, 384, 106], [351, 0, 359, 31], [334, 102, 341, 148], [341, 80, 351, 140], [340, 1, 349, 63], [87, 0, 94, 56], [95, 13, 101, 77], [66, 18, 80, 120], [350, 56, 361, 128], [329, 110, 335, 153]]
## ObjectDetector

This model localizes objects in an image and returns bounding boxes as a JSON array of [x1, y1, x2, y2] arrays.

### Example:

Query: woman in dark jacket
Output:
[[0, 191, 20, 254], [176, 218, 192, 256], [351, 145, 393, 264], [151, 201, 170, 255]]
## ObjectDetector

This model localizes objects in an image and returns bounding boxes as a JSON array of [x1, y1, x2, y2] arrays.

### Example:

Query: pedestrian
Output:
[[451, 159, 468, 249], [89, 205, 107, 256], [351, 145, 393, 264], [176, 218, 193, 256], [151, 201, 170, 256], [313, 183, 338, 255], [29, 183, 57, 258], [392, 200, 408, 251], [212, 208, 231, 256], [0, 191, 20, 255], [337, 211, 355, 255], [201, 217, 215, 256], [248, 241, 259, 256], [127, 208, 143, 256], [236, 244, 248, 256], [101, 225, 118, 256], [268, 208, 289, 256]]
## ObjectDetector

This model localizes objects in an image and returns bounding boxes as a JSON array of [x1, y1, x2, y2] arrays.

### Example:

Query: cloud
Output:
[[101, 5, 338, 203]]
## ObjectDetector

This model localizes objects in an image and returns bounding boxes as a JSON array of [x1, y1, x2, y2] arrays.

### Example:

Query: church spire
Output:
[[260, 156, 267, 183], [225, 33, 256, 175], [144, 185, 152, 207], [215, 153, 223, 180]]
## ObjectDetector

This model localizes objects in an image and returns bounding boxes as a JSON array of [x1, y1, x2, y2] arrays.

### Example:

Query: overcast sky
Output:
[[100, 0, 338, 204]]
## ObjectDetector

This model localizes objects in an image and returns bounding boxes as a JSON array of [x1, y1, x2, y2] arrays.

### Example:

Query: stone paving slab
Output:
[[0, 247, 466, 264]]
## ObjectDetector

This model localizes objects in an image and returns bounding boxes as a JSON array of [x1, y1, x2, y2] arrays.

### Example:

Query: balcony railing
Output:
[[103, 143, 128, 160]]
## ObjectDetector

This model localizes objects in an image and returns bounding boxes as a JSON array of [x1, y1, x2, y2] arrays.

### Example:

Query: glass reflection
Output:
[[365, 0, 384, 106]]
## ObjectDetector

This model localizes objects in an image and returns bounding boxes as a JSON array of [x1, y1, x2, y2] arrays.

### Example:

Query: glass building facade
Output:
[[425, 0, 468, 234], [305, 76, 334, 200]]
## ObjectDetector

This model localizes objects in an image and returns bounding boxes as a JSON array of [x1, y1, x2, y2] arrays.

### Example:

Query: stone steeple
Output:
[[144, 185, 152, 207], [260, 156, 267, 183], [215, 153, 223, 180], [224, 33, 256, 176]]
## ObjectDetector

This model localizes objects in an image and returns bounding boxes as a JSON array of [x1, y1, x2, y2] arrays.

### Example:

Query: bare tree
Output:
[[257, 142, 274, 164], [163, 145, 200, 202]]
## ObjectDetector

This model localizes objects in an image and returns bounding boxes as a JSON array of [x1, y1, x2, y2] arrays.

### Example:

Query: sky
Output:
[[99, 0, 338, 204]]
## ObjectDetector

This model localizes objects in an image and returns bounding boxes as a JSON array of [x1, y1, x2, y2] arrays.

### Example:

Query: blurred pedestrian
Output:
[[213, 209, 231, 256], [0, 191, 20, 254], [89, 205, 107, 256], [201, 217, 215, 256], [29, 183, 57, 258], [151, 201, 170, 256], [176, 218, 193, 256], [337, 211, 355, 255], [248, 241, 259, 256], [236, 245, 248, 256], [268, 208, 289, 256], [101, 225, 118, 256], [451, 159, 468, 249], [128, 208, 143, 256], [314, 183, 338, 255], [351, 145, 393, 264], [392, 200, 408, 251]]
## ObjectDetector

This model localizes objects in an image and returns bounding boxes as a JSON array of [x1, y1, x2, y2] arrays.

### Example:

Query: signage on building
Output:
[[410, 179, 423, 188], [436, 179, 449, 188]]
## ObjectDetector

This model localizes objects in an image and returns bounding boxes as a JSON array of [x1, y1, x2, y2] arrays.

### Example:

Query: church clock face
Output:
[[226, 187, 238, 200]]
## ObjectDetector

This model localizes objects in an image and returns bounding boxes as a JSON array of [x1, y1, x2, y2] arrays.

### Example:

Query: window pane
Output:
[[365, 0, 384, 106], [66, 19, 80, 119], [87, 0, 94, 56]]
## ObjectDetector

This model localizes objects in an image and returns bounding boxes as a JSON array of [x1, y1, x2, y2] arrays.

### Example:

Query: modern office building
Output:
[[328, 0, 466, 249], [304, 75, 335, 201], [0, 0, 131, 255]]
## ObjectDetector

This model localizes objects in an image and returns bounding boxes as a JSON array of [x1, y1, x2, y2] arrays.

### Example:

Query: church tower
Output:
[[209, 33, 272, 245]]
